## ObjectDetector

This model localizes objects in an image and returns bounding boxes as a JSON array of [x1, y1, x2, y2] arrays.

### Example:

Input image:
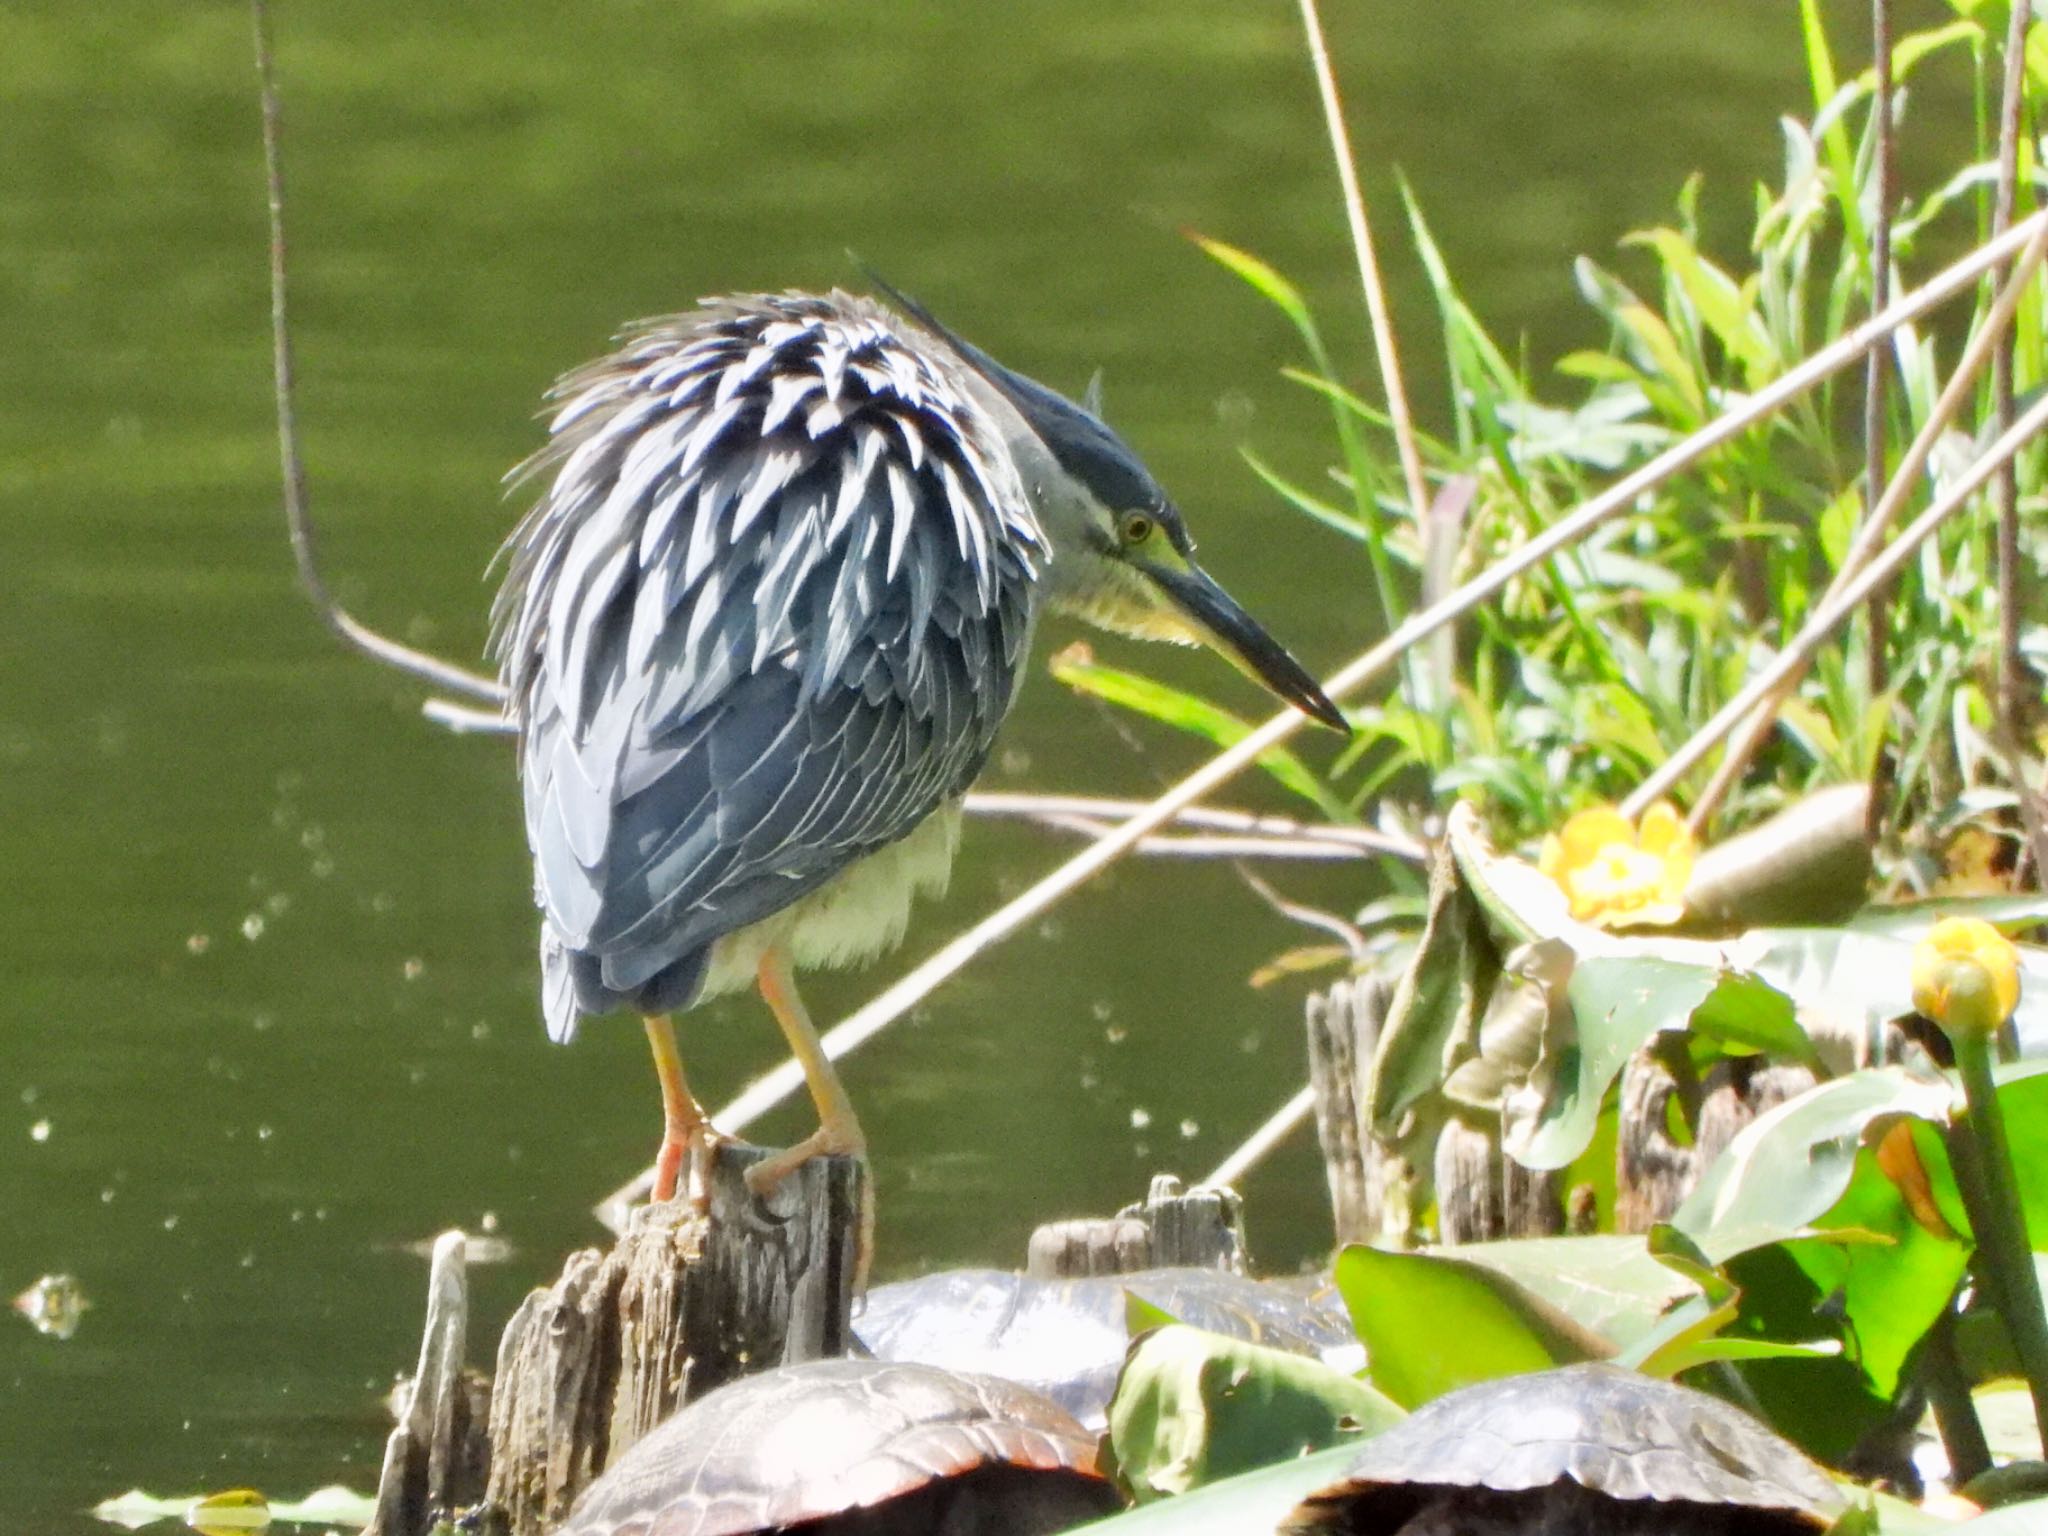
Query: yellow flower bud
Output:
[[1911, 916, 2021, 1040]]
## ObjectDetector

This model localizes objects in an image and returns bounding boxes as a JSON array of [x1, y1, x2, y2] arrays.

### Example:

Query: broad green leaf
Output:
[[1105, 1325, 1401, 1502], [1069, 1441, 1361, 1534], [1671, 1067, 1956, 1264], [1048, 648, 1346, 819], [1441, 1234, 1697, 1350], [1785, 1147, 1971, 1396], [1333, 1245, 1606, 1408], [1510, 959, 1811, 1171], [1723, 924, 2048, 1060]]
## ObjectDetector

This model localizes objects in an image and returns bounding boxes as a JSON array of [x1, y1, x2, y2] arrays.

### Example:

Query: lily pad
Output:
[[1105, 1325, 1401, 1502]]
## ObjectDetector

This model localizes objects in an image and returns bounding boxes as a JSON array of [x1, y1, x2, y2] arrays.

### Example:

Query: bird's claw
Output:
[[652, 1119, 737, 1214]]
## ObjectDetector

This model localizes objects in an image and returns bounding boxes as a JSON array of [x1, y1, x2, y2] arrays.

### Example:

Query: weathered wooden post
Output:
[[1304, 974, 1390, 1246], [369, 1144, 860, 1536], [1026, 1173, 1248, 1278], [364, 1231, 490, 1536], [486, 1143, 861, 1535], [1614, 1038, 1699, 1232]]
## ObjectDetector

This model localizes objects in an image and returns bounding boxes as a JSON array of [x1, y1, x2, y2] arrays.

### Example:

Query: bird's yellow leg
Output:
[[745, 946, 874, 1284], [643, 1013, 728, 1212]]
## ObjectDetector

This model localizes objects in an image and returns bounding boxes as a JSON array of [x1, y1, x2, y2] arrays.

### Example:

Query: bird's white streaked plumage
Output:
[[494, 292, 1040, 1041]]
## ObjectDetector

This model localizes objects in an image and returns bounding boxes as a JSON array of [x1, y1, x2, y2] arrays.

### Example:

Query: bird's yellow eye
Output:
[[1120, 512, 1154, 546]]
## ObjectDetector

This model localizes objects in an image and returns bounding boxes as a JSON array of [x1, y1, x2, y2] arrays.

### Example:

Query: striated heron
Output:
[[490, 290, 1345, 1235]]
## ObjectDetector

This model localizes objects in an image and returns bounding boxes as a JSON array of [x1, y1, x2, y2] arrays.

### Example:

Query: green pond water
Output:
[[0, 1, 1964, 1527]]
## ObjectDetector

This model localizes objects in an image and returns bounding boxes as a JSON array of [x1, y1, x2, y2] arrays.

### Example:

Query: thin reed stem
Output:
[[1993, 0, 2034, 741], [1862, 0, 1896, 713], [1295, 0, 1430, 530]]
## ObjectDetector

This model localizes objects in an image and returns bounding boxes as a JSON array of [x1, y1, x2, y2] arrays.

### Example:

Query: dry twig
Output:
[[253, 0, 506, 711]]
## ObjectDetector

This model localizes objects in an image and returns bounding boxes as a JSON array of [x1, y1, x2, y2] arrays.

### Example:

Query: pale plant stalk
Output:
[[1686, 217, 2048, 830], [1993, 0, 2034, 740], [1297, 0, 1430, 526], [1625, 388, 2048, 818], [1862, 0, 1896, 708], [1206, 1085, 1317, 1188]]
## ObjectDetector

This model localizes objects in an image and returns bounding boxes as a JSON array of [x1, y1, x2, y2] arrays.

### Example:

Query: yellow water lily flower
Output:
[[1911, 916, 2021, 1040], [1537, 802, 1695, 929]]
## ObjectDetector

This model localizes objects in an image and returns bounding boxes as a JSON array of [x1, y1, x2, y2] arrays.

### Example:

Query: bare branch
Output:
[[1205, 1086, 1316, 1190], [252, 0, 506, 707], [963, 791, 1426, 863], [1629, 387, 2048, 816]]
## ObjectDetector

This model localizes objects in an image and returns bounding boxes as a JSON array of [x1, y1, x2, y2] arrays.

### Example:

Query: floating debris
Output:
[[90, 1485, 373, 1533], [12, 1272, 89, 1339]]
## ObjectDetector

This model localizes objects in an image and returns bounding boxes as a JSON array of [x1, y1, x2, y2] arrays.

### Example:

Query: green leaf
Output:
[[1367, 832, 1503, 1138], [1068, 1441, 1362, 1534], [1105, 1325, 1401, 1502], [1624, 227, 1775, 381], [1786, 1147, 1971, 1396], [1048, 649, 1346, 819], [1671, 1067, 1957, 1264], [1332, 1245, 1606, 1408], [1438, 1234, 1698, 1351], [1510, 960, 1811, 1172], [1187, 233, 1315, 340]]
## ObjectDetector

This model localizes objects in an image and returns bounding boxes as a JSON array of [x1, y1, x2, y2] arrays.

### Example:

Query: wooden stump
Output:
[[365, 1231, 491, 1536], [485, 1143, 861, 1534], [1026, 1174, 1247, 1278], [353, 1143, 866, 1536], [1305, 974, 1393, 1247]]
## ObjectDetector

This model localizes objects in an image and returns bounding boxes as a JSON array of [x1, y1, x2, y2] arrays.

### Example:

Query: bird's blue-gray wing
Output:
[[492, 293, 1043, 1041]]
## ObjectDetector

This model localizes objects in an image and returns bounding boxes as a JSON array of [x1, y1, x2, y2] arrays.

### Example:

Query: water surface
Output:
[[0, 2, 1949, 1526]]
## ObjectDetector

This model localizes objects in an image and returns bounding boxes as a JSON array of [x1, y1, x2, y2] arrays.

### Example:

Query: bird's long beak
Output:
[[1147, 561, 1349, 732]]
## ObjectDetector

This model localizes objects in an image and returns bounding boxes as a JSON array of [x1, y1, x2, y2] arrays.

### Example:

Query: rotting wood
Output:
[[1305, 974, 1393, 1246], [366, 1230, 490, 1536], [1026, 1173, 1248, 1278], [1434, 1113, 1504, 1244], [1697, 1056, 1821, 1167], [481, 1142, 860, 1536], [1615, 1039, 1700, 1233]]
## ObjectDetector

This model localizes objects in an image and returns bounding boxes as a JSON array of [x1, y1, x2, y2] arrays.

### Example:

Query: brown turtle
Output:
[[1284, 1364, 1845, 1535], [556, 1358, 1122, 1536]]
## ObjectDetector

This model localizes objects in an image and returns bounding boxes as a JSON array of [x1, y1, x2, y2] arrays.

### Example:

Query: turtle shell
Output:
[[555, 1357, 1120, 1536], [856, 1265, 1359, 1430], [1284, 1364, 1844, 1534]]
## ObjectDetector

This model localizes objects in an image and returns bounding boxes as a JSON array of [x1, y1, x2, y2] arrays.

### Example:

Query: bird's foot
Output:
[[652, 1118, 738, 1215], [741, 1117, 866, 1198], [745, 1119, 873, 1293]]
